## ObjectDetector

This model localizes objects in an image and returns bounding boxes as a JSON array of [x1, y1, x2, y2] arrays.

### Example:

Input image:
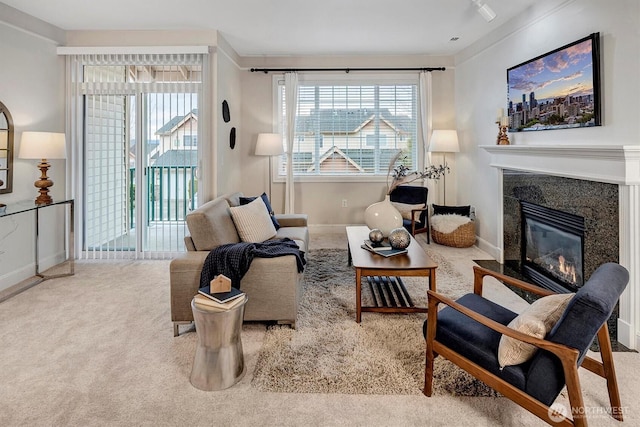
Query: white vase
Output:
[[364, 195, 403, 237]]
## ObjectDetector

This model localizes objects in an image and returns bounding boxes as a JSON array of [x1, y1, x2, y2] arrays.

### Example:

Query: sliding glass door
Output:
[[73, 55, 203, 259]]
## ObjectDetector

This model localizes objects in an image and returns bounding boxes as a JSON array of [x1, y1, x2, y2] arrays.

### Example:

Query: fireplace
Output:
[[482, 144, 639, 351], [520, 201, 585, 293]]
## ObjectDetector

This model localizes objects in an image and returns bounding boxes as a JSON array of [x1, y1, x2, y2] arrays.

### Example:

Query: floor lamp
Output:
[[429, 130, 459, 206], [255, 133, 284, 202]]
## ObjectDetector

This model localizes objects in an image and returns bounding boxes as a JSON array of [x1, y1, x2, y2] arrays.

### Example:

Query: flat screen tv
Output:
[[507, 32, 601, 132]]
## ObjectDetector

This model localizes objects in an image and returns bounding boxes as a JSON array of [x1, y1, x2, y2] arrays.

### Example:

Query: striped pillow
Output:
[[229, 197, 277, 242]]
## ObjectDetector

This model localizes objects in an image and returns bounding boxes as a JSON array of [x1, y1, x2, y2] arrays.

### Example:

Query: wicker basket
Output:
[[431, 220, 476, 248]]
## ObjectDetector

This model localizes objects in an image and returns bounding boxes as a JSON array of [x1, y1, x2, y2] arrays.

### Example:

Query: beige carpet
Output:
[[0, 232, 638, 426], [252, 248, 497, 397]]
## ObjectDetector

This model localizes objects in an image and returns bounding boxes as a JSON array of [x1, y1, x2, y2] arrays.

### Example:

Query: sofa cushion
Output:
[[186, 198, 240, 251], [240, 193, 281, 230], [275, 226, 309, 253], [229, 197, 277, 242], [498, 292, 574, 368]]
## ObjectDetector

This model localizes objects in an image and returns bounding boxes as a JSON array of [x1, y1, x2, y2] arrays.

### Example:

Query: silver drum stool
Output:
[[189, 296, 247, 391]]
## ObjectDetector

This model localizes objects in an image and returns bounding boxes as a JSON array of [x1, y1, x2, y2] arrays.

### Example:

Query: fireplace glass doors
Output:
[[521, 201, 585, 293]]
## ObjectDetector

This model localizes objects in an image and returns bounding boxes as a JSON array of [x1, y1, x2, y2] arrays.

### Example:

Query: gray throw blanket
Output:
[[200, 238, 306, 289]]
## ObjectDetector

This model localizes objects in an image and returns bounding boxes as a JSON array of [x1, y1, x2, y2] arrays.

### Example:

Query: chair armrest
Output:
[[427, 290, 580, 363], [472, 266, 556, 298], [275, 214, 308, 227], [427, 289, 579, 360]]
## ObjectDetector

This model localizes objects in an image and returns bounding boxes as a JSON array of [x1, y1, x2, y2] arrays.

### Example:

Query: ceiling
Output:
[[2, 0, 537, 56]]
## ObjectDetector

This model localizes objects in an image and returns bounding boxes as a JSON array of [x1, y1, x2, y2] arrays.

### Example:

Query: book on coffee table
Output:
[[363, 239, 394, 252], [360, 244, 408, 257], [198, 285, 245, 303]]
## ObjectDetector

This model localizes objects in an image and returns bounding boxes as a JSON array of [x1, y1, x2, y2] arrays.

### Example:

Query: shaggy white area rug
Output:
[[251, 248, 498, 396]]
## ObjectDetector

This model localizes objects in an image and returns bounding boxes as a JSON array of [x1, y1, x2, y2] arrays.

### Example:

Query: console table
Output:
[[0, 199, 74, 301]]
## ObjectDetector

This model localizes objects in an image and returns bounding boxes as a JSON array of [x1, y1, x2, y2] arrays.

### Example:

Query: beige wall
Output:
[[239, 55, 457, 226], [0, 19, 66, 290], [454, 0, 640, 259]]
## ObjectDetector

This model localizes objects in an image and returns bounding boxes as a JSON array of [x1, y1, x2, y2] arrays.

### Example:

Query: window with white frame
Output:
[[276, 76, 418, 178]]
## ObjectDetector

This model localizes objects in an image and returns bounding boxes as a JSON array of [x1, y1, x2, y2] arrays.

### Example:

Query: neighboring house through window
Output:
[[275, 75, 419, 179]]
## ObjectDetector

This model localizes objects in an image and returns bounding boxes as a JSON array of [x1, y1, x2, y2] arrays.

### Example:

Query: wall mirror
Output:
[[0, 101, 14, 194]]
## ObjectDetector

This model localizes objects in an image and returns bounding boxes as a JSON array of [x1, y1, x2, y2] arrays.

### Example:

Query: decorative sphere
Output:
[[388, 227, 411, 250], [368, 229, 384, 243]]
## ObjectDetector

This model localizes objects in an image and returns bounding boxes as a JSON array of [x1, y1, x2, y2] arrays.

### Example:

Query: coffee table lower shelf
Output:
[[361, 275, 428, 314]]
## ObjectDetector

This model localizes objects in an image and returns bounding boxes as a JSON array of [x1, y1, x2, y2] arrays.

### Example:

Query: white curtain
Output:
[[419, 71, 437, 203], [284, 72, 298, 214]]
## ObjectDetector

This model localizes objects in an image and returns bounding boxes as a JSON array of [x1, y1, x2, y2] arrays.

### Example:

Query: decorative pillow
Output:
[[498, 292, 574, 368], [239, 193, 281, 230], [433, 204, 471, 217], [229, 197, 277, 242], [391, 201, 424, 222]]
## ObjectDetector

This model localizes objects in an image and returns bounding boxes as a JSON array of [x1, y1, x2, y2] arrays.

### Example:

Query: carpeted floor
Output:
[[0, 231, 638, 426]]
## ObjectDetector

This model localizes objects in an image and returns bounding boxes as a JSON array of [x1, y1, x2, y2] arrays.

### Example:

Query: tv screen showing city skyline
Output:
[[506, 33, 601, 132]]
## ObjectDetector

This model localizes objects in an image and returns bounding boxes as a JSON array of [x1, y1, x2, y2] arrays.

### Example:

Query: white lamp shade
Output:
[[19, 131, 67, 160], [429, 130, 459, 153], [255, 133, 284, 156]]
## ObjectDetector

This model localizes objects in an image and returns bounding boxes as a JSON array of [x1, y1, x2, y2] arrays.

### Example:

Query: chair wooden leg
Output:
[[561, 356, 587, 427], [423, 298, 439, 396], [597, 325, 624, 421]]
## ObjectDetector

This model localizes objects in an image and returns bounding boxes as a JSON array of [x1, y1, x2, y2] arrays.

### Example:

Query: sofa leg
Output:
[[173, 321, 193, 337]]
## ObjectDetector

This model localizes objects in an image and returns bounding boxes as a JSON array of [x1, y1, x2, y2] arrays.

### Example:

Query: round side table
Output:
[[189, 295, 247, 391]]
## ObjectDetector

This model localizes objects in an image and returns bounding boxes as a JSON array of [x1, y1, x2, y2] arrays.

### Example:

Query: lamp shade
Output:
[[429, 130, 459, 153], [19, 131, 66, 160], [255, 133, 284, 156]]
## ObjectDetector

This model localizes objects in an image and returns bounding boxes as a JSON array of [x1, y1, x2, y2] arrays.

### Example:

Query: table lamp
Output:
[[429, 130, 459, 205], [255, 133, 284, 201], [19, 131, 67, 205]]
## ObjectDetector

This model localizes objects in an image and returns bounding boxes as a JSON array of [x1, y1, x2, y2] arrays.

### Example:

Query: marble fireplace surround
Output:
[[481, 145, 640, 350]]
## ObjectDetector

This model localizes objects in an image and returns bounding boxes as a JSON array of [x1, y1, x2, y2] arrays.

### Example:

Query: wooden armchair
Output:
[[389, 185, 430, 242], [423, 264, 629, 426]]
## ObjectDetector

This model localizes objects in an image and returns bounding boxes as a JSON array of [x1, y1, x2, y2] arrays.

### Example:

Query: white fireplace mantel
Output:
[[480, 145, 640, 185], [481, 144, 640, 350]]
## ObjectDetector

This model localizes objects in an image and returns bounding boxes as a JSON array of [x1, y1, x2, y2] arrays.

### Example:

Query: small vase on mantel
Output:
[[364, 195, 403, 237]]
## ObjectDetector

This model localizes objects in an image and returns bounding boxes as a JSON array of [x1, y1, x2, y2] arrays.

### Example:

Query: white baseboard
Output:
[[0, 250, 67, 293], [475, 236, 501, 261], [617, 318, 637, 350], [0, 264, 35, 293]]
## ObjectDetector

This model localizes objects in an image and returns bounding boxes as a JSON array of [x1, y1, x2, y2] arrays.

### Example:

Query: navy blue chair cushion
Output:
[[525, 262, 629, 405], [423, 293, 528, 390], [389, 185, 428, 228]]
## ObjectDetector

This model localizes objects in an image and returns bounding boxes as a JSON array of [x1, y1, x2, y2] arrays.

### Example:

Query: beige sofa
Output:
[[169, 192, 308, 336]]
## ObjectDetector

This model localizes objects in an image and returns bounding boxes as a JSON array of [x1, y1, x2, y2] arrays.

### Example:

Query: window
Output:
[[276, 77, 418, 178]]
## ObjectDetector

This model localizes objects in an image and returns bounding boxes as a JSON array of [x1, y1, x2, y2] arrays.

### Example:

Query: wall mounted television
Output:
[[507, 32, 601, 132]]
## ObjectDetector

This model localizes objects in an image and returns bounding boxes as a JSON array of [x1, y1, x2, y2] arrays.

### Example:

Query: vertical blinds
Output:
[[66, 52, 205, 259]]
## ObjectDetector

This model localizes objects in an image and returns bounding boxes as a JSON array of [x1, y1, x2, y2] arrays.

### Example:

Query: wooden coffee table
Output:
[[346, 226, 438, 323]]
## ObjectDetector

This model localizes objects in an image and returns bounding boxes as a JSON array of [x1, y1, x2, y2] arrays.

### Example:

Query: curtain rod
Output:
[[250, 67, 446, 73]]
